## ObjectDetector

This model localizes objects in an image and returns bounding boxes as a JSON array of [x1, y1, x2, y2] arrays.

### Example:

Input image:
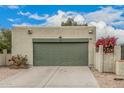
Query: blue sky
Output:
[[0, 5, 123, 29], [0, 5, 124, 43], [0, 5, 100, 29]]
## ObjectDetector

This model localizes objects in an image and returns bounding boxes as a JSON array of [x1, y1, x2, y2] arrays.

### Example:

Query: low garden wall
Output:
[[0, 49, 11, 66], [0, 54, 11, 66], [116, 61, 124, 75], [95, 45, 121, 73]]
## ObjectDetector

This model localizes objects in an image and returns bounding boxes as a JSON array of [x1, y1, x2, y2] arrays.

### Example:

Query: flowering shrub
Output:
[[96, 36, 118, 53], [8, 55, 29, 69]]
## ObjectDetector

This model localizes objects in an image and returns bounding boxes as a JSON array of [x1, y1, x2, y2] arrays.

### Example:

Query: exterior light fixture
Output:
[[59, 35, 62, 39], [28, 29, 33, 34], [89, 30, 93, 34], [89, 38, 92, 40]]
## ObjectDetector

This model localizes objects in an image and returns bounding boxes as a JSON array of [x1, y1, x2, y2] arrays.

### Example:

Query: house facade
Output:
[[12, 26, 96, 66]]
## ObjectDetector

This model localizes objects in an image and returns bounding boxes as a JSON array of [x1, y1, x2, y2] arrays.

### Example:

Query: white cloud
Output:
[[8, 18, 20, 22], [41, 7, 124, 44], [86, 6, 124, 44], [74, 15, 85, 24], [88, 21, 124, 44], [85, 6, 124, 26], [89, 21, 112, 38], [8, 18, 14, 22], [44, 10, 85, 26], [29, 14, 49, 20], [12, 23, 43, 27], [112, 21, 124, 26], [18, 11, 48, 20], [42, 6, 124, 27], [44, 10, 67, 26], [13, 23, 33, 27], [0, 5, 19, 9], [20, 7, 123, 26], [7, 5, 19, 9], [18, 11, 31, 16], [16, 7, 124, 44]]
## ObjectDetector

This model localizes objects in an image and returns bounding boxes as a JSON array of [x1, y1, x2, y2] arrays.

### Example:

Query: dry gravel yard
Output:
[[91, 68, 124, 88], [0, 67, 23, 81]]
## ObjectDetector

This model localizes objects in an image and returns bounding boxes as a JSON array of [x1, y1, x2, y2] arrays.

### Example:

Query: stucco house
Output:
[[12, 26, 96, 66]]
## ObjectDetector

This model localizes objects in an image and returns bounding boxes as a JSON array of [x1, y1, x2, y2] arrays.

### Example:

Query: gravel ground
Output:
[[91, 68, 124, 88], [0, 67, 23, 81]]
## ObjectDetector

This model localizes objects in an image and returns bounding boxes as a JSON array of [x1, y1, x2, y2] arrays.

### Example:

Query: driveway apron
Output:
[[0, 66, 99, 88]]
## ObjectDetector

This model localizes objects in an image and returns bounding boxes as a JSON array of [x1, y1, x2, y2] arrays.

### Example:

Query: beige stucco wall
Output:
[[0, 54, 11, 66], [12, 26, 96, 66], [95, 45, 121, 73]]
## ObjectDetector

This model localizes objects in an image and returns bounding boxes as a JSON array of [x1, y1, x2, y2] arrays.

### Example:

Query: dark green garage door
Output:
[[33, 42, 88, 66]]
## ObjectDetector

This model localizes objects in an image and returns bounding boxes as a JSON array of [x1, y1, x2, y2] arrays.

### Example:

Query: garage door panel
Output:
[[33, 42, 88, 66]]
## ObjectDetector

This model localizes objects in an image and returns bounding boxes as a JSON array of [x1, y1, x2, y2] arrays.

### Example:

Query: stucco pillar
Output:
[[98, 45, 103, 72], [88, 39, 94, 67], [114, 46, 121, 73], [3, 49, 7, 66]]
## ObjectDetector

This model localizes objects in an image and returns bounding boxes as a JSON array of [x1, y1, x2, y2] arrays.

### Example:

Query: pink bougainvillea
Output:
[[96, 36, 118, 53]]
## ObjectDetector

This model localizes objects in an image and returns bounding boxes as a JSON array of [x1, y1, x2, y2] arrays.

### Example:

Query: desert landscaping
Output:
[[0, 67, 23, 81], [91, 68, 124, 88]]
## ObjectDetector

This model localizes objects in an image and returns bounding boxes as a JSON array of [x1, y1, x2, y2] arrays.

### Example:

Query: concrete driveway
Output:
[[0, 66, 99, 88]]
